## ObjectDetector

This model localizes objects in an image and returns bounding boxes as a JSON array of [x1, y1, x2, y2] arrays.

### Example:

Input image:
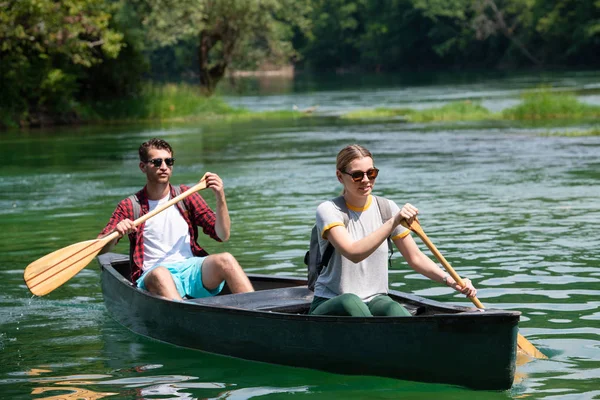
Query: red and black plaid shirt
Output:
[[99, 184, 220, 283]]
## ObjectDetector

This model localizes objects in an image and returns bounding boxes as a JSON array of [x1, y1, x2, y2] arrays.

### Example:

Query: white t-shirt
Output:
[[142, 193, 194, 271]]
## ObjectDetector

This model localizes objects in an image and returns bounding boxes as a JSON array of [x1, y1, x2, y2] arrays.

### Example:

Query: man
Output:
[[99, 138, 254, 300]]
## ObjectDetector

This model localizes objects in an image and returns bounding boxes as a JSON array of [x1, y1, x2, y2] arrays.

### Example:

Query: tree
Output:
[[133, 0, 312, 95], [0, 0, 126, 125], [299, 0, 365, 71], [471, 0, 542, 65]]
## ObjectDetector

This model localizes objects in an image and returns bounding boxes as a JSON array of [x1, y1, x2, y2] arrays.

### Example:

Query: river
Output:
[[1, 70, 599, 399]]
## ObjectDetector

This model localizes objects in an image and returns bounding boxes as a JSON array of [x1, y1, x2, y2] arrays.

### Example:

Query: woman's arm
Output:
[[393, 234, 477, 297], [326, 218, 398, 263], [325, 202, 419, 264]]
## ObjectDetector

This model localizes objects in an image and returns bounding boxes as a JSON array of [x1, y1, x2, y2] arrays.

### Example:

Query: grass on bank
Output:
[[79, 83, 303, 123], [542, 128, 600, 136], [502, 91, 600, 120], [341, 90, 600, 123], [61, 85, 600, 127]]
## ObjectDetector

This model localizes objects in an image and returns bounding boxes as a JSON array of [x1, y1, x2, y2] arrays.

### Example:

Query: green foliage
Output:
[[132, 0, 313, 93], [409, 101, 492, 122], [503, 90, 600, 119], [298, 0, 600, 70], [341, 108, 413, 120], [2, 0, 600, 128], [543, 128, 600, 137], [300, 0, 365, 69], [343, 101, 491, 122], [88, 83, 235, 121], [82, 83, 304, 122], [341, 92, 598, 123], [0, 0, 127, 125]]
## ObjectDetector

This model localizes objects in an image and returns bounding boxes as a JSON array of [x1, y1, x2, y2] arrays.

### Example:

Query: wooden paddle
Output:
[[401, 218, 547, 360], [24, 177, 208, 297]]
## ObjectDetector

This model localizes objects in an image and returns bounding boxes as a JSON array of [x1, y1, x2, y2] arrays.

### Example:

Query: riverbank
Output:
[[0, 83, 307, 129], [3, 84, 599, 135]]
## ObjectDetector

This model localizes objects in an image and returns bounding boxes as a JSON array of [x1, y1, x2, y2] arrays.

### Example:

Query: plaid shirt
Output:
[[100, 184, 220, 283]]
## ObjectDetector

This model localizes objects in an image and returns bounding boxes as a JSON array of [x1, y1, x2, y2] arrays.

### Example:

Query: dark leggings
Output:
[[309, 293, 411, 317]]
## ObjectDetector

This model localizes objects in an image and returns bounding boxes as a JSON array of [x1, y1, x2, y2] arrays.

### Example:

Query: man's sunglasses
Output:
[[147, 157, 175, 167], [342, 168, 379, 182]]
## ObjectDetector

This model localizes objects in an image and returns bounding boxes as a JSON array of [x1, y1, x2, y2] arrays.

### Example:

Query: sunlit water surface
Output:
[[1, 71, 599, 399]]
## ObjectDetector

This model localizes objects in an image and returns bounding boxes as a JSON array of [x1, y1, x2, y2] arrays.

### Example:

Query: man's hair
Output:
[[139, 138, 174, 162]]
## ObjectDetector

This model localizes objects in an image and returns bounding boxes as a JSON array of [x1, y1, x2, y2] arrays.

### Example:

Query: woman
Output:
[[309, 144, 477, 316]]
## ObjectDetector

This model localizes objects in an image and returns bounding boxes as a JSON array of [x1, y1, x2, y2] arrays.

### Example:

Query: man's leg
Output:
[[201, 252, 254, 294], [142, 266, 183, 300]]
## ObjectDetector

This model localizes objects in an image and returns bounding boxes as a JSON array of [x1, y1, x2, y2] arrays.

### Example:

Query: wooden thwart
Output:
[[24, 177, 207, 296], [402, 218, 547, 360]]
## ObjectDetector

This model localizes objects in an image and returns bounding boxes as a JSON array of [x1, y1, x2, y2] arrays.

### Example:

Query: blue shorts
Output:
[[137, 257, 225, 298]]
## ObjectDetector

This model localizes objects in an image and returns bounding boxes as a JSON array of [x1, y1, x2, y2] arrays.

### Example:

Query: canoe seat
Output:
[[188, 286, 314, 313], [188, 286, 426, 315]]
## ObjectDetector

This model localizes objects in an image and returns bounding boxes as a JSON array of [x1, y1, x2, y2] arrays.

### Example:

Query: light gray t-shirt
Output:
[[314, 195, 410, 301]]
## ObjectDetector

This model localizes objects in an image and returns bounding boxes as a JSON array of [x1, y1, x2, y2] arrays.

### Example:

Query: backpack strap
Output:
[[373, 195, 394, 267], [128, 194, 142, 221], [126, 194, 141, 281], [172, 184, 188, 213], [320, 196, 349, 269], [128, 184, 188, 221]]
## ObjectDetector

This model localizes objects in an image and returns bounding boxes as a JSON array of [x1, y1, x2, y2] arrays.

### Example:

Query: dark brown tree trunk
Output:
[[197, 31, 227, 96]]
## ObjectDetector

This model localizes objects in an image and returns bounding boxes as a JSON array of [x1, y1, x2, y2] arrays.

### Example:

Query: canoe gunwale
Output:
[[98, 253, 520, 323]]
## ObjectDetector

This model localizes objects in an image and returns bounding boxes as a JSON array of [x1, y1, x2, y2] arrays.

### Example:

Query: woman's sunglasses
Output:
[[147, 157, 175, 167], [342, 168, 379, 182]]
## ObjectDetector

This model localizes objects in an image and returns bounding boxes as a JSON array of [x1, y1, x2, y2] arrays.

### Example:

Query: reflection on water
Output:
[[31, 387, 117, 400], [15, 366, 311, 400]]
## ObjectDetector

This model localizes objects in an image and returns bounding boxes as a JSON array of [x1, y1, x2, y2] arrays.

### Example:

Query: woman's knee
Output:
[[338, 293, 370, 316], [369, 295, 411, 317]]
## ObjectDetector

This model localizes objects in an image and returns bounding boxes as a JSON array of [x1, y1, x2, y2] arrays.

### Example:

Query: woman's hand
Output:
[[394, 203, 419, 227], [447, 276, 477, 298]]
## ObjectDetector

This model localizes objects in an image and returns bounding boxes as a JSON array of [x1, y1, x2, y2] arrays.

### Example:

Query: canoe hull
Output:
[[99, 253, 518, 390]]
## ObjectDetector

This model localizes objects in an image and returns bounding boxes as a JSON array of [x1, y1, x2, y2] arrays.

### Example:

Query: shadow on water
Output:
[[3, 324, 519, 399]]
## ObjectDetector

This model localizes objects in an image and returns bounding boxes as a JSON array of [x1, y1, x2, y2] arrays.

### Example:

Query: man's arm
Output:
[[97, 200, 135, 253], [204, 172, 230, 241]]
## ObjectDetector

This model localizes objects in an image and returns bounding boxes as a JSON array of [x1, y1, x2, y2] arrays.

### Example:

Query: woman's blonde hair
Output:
[[336, 144, 373, 172]]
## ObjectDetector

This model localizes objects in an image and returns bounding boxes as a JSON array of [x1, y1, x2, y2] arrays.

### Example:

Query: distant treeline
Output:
[[1, 0, 599, 127]]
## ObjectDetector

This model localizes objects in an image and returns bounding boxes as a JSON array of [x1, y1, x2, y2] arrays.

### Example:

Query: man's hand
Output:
[[114, 219, 137, 238], [204, 172, 225, 198]]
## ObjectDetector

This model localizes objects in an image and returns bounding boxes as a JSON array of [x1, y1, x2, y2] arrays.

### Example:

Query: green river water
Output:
[[1, 71, 599, 399]]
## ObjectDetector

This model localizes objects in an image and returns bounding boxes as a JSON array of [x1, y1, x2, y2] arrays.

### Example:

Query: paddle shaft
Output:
[[402, 219, 485, 308], [402, 218, 547, 359]]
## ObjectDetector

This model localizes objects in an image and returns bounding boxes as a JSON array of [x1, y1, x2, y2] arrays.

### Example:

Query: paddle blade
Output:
[[24, 238, 109, 296], [518, 334, 547, 359]]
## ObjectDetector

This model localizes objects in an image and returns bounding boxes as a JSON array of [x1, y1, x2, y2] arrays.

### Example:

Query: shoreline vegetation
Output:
[[4, 85, 599, 137], [341, 90, 600, 122]]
